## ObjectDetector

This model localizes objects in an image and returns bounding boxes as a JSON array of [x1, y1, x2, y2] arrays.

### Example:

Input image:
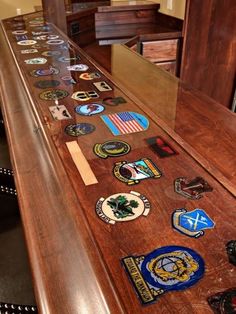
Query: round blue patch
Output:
[[140, 245, 204, 292], [75, 104, 104, 116]]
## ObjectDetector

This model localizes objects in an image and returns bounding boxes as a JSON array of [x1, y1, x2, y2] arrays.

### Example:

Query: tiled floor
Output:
[[0, 114, 36, 306]]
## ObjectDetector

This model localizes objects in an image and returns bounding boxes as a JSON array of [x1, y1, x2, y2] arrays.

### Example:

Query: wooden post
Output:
[[42, 0, 67, 34]]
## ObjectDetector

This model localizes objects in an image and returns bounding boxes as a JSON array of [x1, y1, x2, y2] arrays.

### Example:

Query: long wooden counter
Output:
[[0, 11, 236, 314]]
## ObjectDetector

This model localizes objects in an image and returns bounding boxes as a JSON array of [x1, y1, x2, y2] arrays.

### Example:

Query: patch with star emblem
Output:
[[24, 57, 47, 65], [114, 158, 162, 185], [93, 140, 130, 159], [208, 288, 236, 313], [103, 96, 126, 106], [39, 89, 69, 101], [122, 245, 204, 305], [172, 208, 215, 238], [30, 66, 60, 77], [174, 177, 213, 200], [226, 241, 236, 266], [75, 104, 104, 116], [41, 50, 62, 57], [96, 191, 150, 224], [65, 123, 95, 137], [79, 72, 101, 80], [34, 80, 60, 89]]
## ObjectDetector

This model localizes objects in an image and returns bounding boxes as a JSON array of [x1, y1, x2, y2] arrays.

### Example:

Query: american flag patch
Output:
[[101, 112, 149, 136]]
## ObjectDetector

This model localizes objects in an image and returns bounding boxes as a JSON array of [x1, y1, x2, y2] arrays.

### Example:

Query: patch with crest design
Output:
[[93, 140, 130, 158], [122, 245, 204, 304]]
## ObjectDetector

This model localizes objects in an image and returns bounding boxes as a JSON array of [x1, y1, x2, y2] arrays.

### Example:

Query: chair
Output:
[[0, 302, 37, 313]]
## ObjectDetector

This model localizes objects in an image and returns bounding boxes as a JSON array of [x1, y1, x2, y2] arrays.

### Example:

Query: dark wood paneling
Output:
[[156, 11, 183, 31], [95, 10, 158, 26], [42, 0, 67, 33], [181, 0, 236, 108], [142, 39, 178, 62]]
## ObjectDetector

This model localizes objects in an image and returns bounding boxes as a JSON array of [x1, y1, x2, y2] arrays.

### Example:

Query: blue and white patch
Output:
[[172, 208, 215, 238], [75, 104, 104, 116], [101, 112, 149, 136], [122, 245, 204, 304]]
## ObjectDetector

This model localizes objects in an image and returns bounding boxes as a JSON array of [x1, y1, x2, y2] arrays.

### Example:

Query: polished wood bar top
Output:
[[0, 11, 236, 314], [88, 44, 236, 195]]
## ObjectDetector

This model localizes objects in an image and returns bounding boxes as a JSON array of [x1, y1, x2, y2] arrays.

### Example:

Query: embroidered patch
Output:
[[34, 80, 60, 89], [101, 112, 149, 136], [93, 140, 130, 158], [67, 64, 89, 71], [30, 66, 60, 77], [75, 104, 104, 116], [17, 40, 37, 46], [93, 81, 112, 92], [146, 136, 178, 158], [21, 49, 38, 54], [122, 246, 204, 304], [208, 288, 236, 313], [12, 30, 28, 35], [24, 57, 47, 65], [49, 105, 72, 120], [114, 158, 162, 185], [65, 123, 95, 137], [103, 97, 126, 106], [226, 240, 236, 266], [174, 177, 213, 200], [172, 208, 215, 238], [41, 50, 62, 57], [79, 72, 101, 80], [71, 91, 99, 101], [57, 56, 80, 63], [46, 39, 64, 45], [39, 89, 69, 101], [96, 191, 150, 224], [61, 76, 77, 85]]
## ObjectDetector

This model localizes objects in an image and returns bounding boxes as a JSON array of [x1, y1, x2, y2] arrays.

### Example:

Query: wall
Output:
[[158, 0, 186, 20], [0, 0, 42, 20], [111, 0, 186, 20]]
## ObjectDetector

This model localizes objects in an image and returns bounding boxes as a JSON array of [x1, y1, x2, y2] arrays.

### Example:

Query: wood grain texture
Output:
[[142, 39, 178, 62], [1, 11, 236, 314], [181, 0, 236, 108], [66, 141, 98, 185], [100, 44, 236, 194], [42, 0, 67, 33]]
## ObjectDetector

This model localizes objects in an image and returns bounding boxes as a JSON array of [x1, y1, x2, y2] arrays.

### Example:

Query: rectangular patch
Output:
[[93, 81, 112, 92], [146, 136, 178, 158], [101, 112, 148, 136], [49, 105, 72, 120]]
